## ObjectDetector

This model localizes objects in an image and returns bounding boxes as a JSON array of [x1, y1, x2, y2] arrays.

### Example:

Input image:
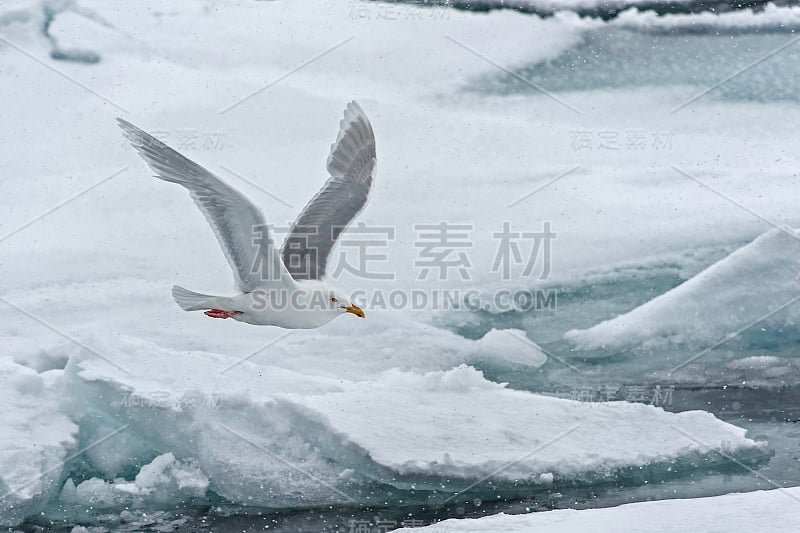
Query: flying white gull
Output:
[[118, 101, 374, 329]]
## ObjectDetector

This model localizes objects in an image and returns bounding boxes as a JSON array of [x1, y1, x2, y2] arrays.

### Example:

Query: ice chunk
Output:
[[58, 336, 764, 508], [565, 229, 800, 353], [0, 358, 78, 527], [470, 329, 547, 368], [298, 365, 763, 483], [59, 453, 208, 509]]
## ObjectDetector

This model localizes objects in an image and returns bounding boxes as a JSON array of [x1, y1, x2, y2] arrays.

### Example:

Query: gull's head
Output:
[[329, 289, 365, 319]]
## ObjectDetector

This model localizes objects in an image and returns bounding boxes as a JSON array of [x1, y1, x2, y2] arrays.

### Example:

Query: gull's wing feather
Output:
[[117, 118, 288, 291], [281, 101, 377, 280]]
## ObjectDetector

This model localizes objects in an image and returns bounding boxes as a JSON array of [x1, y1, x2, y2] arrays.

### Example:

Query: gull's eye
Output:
[[331, 297, 338, 303]]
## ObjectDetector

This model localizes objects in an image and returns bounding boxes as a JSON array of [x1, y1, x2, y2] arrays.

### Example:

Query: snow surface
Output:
[[399, 487, 800, 532], [1, 0, 799, 527]]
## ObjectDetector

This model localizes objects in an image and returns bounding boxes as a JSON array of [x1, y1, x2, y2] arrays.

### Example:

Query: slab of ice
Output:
[[565, 229, 800, 354], [399, 487, 800, 532], [297, 365, 762, 483], [45, 335, 764, 511], [0, 358, 78, 526], [1, 0, 798, 527]]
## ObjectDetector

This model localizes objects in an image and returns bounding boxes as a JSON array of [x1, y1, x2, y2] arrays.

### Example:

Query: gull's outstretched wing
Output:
[[281, 101, 377, 280], [117, 118, 289, 292]]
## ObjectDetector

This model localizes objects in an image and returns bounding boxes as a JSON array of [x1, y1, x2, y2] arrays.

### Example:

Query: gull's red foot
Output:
[[204, 309, 242, 319]]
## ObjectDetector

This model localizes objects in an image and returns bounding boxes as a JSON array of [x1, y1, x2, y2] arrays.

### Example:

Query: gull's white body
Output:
[[118, 102, 375, 329], [174, 280, 352, 329]]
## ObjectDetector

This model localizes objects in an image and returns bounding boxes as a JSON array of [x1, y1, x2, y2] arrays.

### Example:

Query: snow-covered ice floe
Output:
[[0, 334, 767, 525], [565, 228, 800, 355], [2, 0, 799, 528], [0, 358, 78, 526], [398, 487, 800, 532]]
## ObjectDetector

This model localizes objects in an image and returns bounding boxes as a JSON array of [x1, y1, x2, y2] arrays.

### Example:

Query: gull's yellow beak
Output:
[[344, 304, 365, 318]]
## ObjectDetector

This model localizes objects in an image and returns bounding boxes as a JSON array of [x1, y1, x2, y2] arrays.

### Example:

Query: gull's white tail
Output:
[[172, 285, 219, 311]]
